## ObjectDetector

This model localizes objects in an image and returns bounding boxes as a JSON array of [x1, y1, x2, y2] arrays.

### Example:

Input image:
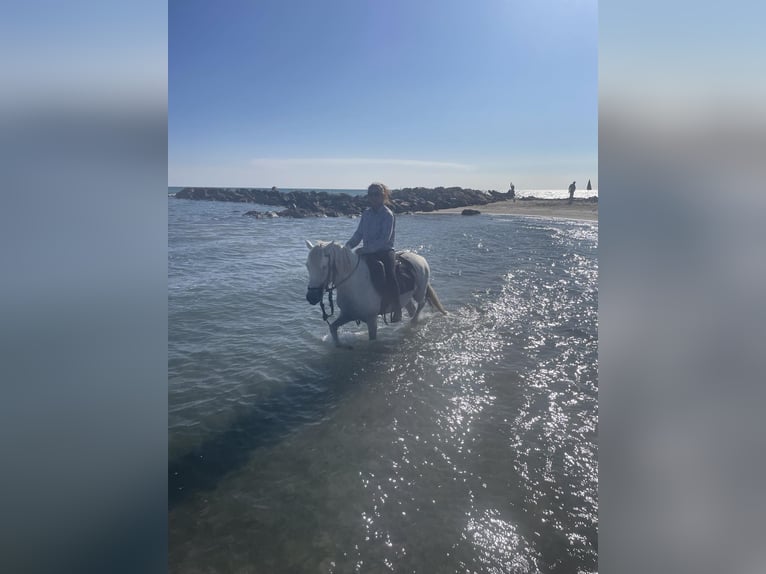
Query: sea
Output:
[[168, 187, 598, 573]]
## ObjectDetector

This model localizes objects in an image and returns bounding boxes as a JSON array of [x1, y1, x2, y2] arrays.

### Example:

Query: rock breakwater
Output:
[[173, 186, 509, 218]]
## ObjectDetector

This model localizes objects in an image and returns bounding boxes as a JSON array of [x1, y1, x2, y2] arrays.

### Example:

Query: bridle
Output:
[[308, 246, 361, 323]]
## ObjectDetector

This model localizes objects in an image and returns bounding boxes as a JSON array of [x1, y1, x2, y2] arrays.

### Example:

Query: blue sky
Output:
[[169, 0, 597, 190]]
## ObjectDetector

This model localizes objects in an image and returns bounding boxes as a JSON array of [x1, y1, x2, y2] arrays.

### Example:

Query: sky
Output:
[[169, 0, 597, 190]]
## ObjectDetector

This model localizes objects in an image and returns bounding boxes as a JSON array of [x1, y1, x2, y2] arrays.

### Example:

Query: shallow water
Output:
[[169, 196, 598, 573]]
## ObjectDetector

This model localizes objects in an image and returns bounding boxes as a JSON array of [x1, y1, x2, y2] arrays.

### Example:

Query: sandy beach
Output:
[[426, 198, 598, 221]]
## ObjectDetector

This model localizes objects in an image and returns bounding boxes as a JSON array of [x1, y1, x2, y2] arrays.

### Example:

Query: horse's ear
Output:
[[305, 240, 314, 249]]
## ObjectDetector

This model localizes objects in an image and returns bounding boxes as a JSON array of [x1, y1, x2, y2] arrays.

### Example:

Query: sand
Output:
[[421, 198, 598, 221]]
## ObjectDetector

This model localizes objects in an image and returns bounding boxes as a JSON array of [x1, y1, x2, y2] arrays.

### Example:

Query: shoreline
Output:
[[423, 198, 598, 221]]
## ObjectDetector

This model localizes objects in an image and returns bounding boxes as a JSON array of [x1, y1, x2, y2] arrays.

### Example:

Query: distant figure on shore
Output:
[[568, 181, 576, 203], [508, 182, 515, 202], [586, 179, 592, 191]]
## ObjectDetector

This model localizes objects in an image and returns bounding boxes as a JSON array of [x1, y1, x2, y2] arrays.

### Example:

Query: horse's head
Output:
[[305, 240, 331, 305]]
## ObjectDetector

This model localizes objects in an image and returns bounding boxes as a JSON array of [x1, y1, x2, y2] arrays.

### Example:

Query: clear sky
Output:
[[169, 0, 597, 190]]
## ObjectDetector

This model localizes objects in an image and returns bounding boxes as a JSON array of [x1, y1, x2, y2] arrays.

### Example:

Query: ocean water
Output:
[[169, 192, 598, 573]]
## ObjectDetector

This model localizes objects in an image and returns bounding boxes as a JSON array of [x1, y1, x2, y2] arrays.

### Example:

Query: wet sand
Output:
[[424, 198, 598, 221]]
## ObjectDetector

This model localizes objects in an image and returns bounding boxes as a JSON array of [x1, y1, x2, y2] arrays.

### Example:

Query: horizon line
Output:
[[167, 184, 598, 191]]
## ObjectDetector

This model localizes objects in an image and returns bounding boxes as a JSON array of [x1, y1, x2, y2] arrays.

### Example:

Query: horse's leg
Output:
[[405, 301, 417, 318], [411, 301, 426, 323], [365, 316, 379, 340], [411, 279, 428, 323], [330, 314, 354, 348]]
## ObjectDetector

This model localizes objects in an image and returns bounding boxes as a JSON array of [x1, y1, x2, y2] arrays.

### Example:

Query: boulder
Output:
[[244, 210, 279, 218]]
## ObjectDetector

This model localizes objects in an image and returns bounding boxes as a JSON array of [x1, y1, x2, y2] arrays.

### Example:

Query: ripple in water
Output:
[[169, 198, 598, 572]]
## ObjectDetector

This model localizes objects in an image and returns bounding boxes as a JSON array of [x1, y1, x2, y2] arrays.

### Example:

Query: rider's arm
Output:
[[346, 214, 364, 249]]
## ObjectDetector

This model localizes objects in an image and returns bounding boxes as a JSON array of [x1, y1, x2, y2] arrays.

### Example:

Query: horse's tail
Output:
[[426, 284, 448, 315]]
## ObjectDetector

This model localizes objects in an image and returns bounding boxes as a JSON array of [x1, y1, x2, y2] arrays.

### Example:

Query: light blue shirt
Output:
[[346, 205, 396, 254]]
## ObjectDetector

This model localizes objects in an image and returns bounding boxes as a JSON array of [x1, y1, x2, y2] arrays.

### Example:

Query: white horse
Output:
[[305, 240, 447, 347]]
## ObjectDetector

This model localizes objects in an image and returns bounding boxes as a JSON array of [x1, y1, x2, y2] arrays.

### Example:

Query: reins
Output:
[[318, 247, 361, 324], [319, 291, 334, 323]]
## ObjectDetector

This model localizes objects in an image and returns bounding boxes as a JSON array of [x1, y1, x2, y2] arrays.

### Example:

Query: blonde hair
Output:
[[368, 182, 391, 204]]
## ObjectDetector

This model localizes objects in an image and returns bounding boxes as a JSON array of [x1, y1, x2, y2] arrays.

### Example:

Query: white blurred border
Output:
[[0, 2, 168, 572], [600, 1, 766, 573]]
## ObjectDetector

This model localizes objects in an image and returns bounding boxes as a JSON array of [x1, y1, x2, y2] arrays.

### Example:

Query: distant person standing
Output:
[[568, 181, 576, 203], [509, 182, 516, 202]]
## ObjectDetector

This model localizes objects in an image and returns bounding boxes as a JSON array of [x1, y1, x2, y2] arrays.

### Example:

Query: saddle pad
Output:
[[363, 253, 417, 296]]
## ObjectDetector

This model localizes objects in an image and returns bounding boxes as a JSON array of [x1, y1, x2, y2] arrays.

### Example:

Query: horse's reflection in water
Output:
[[305, 240, 447, 348]]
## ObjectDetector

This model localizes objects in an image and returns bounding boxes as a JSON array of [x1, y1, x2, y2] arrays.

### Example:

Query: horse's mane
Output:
[[325, 241, 357, 280]]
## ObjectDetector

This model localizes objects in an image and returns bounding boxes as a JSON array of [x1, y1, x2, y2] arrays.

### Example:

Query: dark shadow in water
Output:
[[169, 375, 332, 508], [168, 345, 392, 509]]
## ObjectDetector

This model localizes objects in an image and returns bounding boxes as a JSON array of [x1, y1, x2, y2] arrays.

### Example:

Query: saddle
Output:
[[363, 251, 416, 300]]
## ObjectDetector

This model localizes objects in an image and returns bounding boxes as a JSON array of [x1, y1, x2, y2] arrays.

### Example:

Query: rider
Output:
[[345, 182, 402, 322]]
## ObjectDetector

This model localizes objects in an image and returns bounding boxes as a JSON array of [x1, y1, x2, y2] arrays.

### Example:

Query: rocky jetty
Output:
[[173, 186, 508, 218]]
